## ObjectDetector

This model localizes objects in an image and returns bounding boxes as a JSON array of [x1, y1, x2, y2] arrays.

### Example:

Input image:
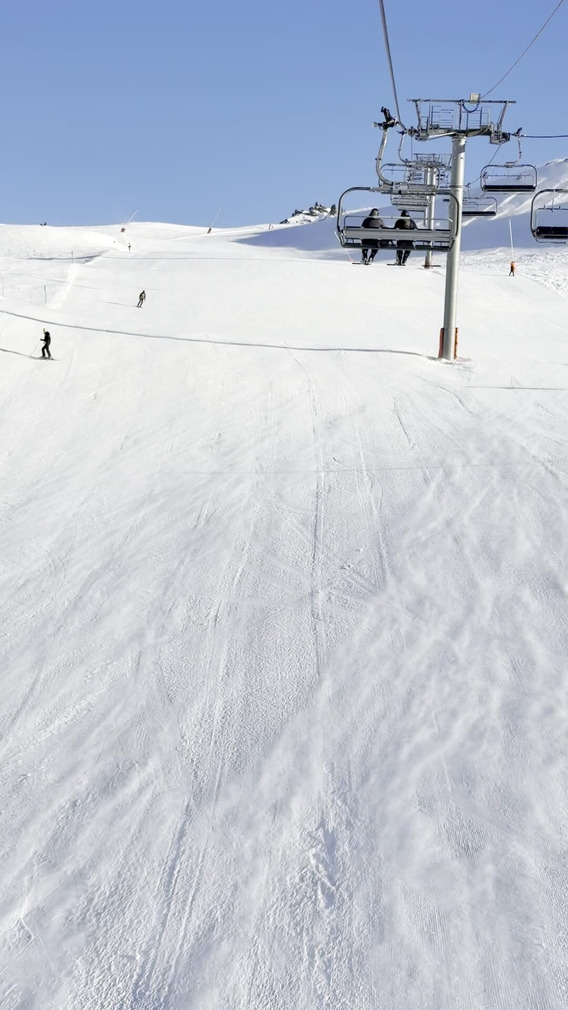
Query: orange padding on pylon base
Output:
[[438, 327, 459, 359]]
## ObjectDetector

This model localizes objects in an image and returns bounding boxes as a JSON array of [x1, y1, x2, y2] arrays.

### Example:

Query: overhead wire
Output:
[[481, 0, 565, 98], [377, 0, 566, 197], [377, 0, 407, 130]]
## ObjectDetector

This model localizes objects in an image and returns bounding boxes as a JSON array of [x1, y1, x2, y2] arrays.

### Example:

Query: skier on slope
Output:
[[394, 209, 417, 266], [137, 290, 146, 308], [360, 209, 386, 265], [41, 328, 52, 359], [509, 260, 516, 277]]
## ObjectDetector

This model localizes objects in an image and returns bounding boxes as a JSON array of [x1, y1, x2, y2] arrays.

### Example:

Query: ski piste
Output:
[[2, 185, 568, 1008]]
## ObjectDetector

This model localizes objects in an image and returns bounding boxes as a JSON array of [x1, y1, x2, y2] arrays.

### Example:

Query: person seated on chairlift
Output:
[[361, 208, 387, 265], [394, 209, 417, 265]]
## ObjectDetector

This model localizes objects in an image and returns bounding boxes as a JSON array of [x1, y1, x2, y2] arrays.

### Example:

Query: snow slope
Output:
[[1, 215, 568, 1010]]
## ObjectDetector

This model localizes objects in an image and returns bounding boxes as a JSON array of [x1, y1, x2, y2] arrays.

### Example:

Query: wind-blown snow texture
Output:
[[1, 169, 568, 1009]]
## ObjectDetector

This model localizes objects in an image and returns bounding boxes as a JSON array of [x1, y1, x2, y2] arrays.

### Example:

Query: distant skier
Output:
[[41, 328, 52, 359], [394, 209, 417, 265], [137, 290, 146, 307], [360, 208, 386, 264], [509, 260, 516, 276]]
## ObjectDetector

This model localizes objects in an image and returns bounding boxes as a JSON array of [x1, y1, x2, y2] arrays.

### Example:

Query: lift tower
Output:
[[408, 98, 516, 360], [409, 154, 451, 268]]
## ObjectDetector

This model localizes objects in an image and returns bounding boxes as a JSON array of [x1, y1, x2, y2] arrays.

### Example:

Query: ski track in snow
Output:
[[0, 217, 568, 1009]]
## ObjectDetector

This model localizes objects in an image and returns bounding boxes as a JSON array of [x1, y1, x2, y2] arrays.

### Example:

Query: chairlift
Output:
[[378, 162, 438, 194], [480, 164, 537, 193], [530, 189, 568, 242], [336, 187, 458, 252], [390, 191, 430, 211], [462, 195, 498, 218]]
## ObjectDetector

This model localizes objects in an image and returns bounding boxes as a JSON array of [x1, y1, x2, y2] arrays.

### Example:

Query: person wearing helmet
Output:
[[394, 209, 417, 265], [360, 208, 385, 264]]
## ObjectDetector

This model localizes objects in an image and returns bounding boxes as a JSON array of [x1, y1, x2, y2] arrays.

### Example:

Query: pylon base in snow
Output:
[[438, 327, 458, 360]]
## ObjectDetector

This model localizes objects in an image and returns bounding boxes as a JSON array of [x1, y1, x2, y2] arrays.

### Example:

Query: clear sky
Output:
[[1, 0, 566, 226]]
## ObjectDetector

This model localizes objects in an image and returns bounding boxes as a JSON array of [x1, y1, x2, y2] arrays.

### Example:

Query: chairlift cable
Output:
[[481, 0, 565, 99], [377, 1, 407, 130]]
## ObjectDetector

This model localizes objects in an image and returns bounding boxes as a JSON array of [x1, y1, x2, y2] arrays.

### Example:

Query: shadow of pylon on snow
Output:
[[0, 347, 37, 358], [0, 310, 437, 359]]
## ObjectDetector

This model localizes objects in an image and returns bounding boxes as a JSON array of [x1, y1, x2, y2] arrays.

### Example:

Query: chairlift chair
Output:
[[480, 164, 537, 193], [378, 162, 438, 194], [390, 191, 430, 211], [461, 195, 498, 218], [336, 187, 458, 252], [530, 189, 568, 242]]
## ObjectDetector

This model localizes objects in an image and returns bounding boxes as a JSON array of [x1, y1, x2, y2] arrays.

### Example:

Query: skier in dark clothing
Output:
[[137, 290, 146, 307], [360, 208, 386, 264], [394, 209, 417, 265], [41, 328, 52, 359]]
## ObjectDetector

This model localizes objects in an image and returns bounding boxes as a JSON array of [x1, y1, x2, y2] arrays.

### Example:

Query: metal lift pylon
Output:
[[408, 96, 517, 360]]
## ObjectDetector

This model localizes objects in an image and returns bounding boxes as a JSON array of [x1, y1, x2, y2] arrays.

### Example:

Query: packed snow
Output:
[[1, 172, 568, 1009]]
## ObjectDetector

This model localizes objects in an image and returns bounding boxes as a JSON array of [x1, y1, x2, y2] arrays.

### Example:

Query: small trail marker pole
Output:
[[509, 219, 516, 275], [207, 207, 222, 234]]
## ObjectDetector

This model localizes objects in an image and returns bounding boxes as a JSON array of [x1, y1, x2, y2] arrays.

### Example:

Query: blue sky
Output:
[[1, 0, 566, 226]]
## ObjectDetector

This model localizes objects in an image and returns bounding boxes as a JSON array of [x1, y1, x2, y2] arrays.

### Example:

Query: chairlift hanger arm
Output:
[[375, 129, 392, 188]]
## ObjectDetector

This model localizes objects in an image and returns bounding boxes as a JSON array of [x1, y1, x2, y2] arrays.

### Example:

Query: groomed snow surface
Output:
[[1, 210, 568, 1010]]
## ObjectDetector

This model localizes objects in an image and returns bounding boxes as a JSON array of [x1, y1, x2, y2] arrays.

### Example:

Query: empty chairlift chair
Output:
[[531, 189, 568, 242], [390, 192, 430, 211], [461, 195, 498, 218], [480, 164, 538, 193]]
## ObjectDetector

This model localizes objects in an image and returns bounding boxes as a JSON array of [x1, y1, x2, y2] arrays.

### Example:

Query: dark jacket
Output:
[[361, 214, 388, 248], [42, 331, 51, 346], [394, 215, 417, 248], [361, 215, 385, 230]]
